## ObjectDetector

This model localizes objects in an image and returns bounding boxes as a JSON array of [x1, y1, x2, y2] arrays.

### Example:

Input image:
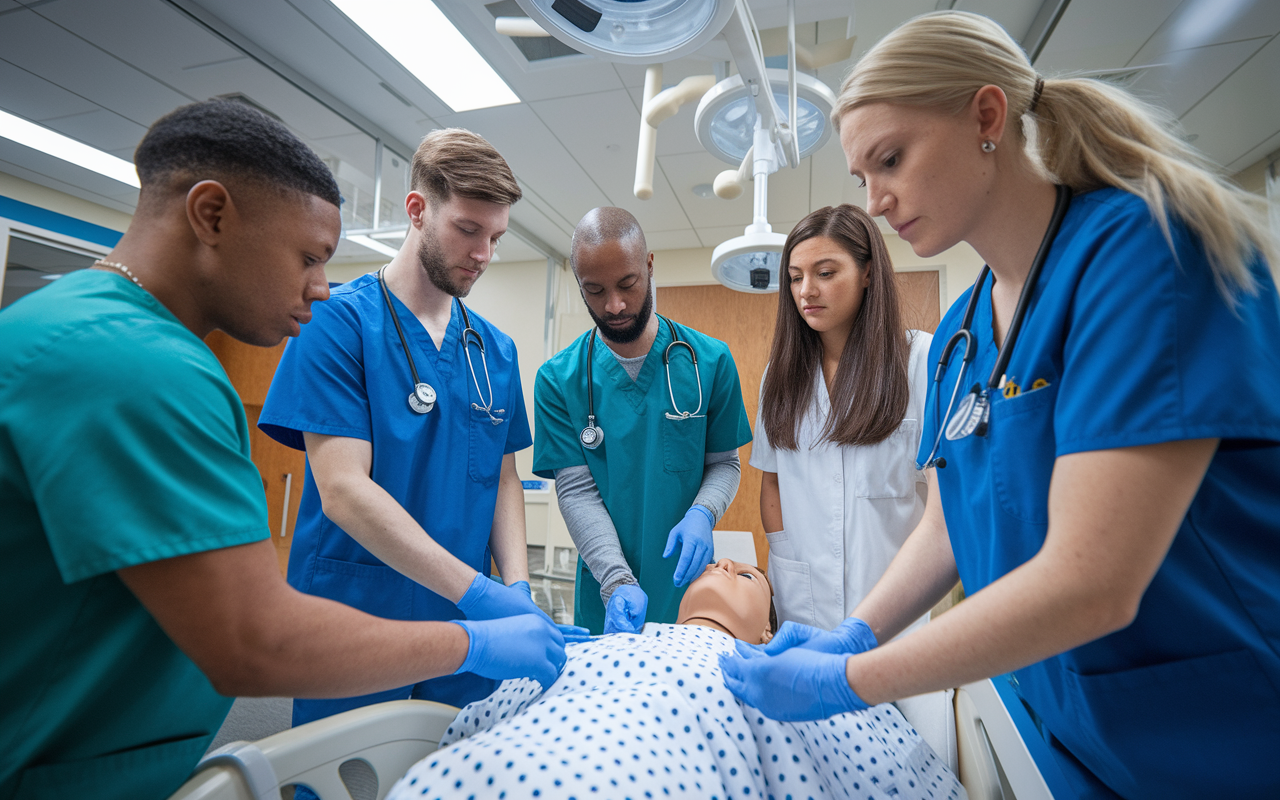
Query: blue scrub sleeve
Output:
[[532, 363, 586, 479], [503, 350, 533, 454], [1053, 197, 1280, 454], [259, 298, 372, 451], [13, 329, 268, 582], [704, 344, 753, 453]]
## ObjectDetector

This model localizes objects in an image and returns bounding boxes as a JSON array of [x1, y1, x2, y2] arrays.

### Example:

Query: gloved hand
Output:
[[508, 580, 592, 641], [719, 646, 868, 722], [450, 614, 566, 690], [743, 617, 879, 657], [603, 583, 648, 634], [663, 505, 715, 586], [456, 573, 547, 621]]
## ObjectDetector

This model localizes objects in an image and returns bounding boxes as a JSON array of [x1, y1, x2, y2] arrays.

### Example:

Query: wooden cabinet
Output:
[[205, 331, 303, 578]]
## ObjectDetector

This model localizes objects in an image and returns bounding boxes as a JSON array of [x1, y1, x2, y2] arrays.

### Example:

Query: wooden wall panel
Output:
[[205, 332, 301, 578], [658, 271, 940, 572]]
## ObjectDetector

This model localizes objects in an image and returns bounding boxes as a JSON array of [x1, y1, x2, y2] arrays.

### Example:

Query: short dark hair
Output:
[[412, 128, 521, 207], [134, 100, 340, 206]]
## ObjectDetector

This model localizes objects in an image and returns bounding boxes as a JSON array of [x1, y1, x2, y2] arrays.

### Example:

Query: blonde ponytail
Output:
[[835, 10, 1274, 297]]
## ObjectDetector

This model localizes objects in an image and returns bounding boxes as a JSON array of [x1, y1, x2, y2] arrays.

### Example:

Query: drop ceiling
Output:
[[1, 0, 1276, 269]]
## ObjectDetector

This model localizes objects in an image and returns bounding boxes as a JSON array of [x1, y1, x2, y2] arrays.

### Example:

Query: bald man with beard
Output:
[[532, 207, 753, 635]]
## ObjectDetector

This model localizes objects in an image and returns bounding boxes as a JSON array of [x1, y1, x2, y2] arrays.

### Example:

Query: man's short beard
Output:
[[588, 279, 654, 345], [417, 224, 473, 298]]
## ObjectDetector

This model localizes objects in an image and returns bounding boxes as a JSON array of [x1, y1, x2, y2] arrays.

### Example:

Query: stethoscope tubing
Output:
[[919, 185, 1072, 469], [377, 266, 503, 424], [581, 316, 703, 448]]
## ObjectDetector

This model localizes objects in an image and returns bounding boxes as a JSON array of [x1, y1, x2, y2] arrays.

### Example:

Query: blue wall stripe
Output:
[[0, 194, 124, 249]]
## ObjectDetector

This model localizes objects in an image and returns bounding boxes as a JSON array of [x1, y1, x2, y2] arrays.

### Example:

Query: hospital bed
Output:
[[168, 675, 1064, 800]]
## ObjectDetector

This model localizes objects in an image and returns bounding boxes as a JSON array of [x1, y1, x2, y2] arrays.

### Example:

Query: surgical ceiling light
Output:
[[512, 0, 736, 63], [0, 108, 139, 188], [695, 69, 836, 165], [331, 0, 519, 112]]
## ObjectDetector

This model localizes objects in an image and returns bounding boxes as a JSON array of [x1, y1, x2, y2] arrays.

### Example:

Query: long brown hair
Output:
[[761, 205, 910, 450]]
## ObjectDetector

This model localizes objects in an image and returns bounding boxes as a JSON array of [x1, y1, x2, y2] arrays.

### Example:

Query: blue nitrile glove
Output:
[[663, 505, 715, 586], [603, 583, 648, 634], [744, 617, 879, 656], [456, 573, 548, 621], [719, 647, 869, 722], [508, 580, 592, 641], [450, 613, 567, 690]]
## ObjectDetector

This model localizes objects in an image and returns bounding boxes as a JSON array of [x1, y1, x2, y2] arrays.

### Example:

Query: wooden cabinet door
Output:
[[205, 331, 303, 578]]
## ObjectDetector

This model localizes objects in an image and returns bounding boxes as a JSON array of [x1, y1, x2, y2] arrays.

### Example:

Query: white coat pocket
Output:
[[765, 530, 818, 627], [855, 419, 921, 499]]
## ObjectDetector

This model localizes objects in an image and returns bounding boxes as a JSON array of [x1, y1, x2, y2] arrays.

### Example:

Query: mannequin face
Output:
[[677, 559, 773, 643]]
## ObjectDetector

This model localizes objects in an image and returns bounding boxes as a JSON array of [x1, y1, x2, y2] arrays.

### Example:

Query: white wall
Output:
[[0, 172, 132, 233]]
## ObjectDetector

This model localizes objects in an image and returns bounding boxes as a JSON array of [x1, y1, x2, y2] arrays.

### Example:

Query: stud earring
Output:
[[981, 140, 996, 153]]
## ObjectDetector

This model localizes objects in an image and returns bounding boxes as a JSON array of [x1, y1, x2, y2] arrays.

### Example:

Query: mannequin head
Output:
[[677, 559, 776, 644]]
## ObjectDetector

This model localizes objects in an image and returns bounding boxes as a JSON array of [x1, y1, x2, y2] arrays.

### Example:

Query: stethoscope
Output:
[[919, 184, 1072, 469], [579, 315, 703, 450], [377, 267, 504, 424]]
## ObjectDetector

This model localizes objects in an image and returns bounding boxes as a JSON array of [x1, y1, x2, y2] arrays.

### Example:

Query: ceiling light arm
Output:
[[787, 0, 800, 167], [720, 0, 793, 169], [634, 64, 663, 200], [751, 117, 775, 232], [713, 146, 753, 199]]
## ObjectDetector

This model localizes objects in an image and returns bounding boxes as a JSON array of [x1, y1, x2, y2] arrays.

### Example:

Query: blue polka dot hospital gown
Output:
[[389, 625, 963, 800]]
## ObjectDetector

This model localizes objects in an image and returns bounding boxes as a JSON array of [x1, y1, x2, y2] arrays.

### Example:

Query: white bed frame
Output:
[[170, 680, 1059, 800], [169, 700, 459, 800]]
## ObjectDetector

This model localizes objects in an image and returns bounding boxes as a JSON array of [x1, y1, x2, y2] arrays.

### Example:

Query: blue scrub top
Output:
[[260, 272, 532, 708], [919, 188, 1280, 798]]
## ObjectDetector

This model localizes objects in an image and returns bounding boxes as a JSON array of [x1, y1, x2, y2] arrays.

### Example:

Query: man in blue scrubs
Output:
[[533, 208, 753, 635], [260, 128, 567, 733], [0, 101, 563, 800]]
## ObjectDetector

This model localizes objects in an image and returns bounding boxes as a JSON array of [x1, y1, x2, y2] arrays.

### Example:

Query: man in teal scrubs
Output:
[[0, 101, 565, 800], [534, 207, 752, 634]]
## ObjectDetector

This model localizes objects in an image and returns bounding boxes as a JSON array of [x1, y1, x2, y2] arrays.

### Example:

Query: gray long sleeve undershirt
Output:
[[556, 346, 741, 604]]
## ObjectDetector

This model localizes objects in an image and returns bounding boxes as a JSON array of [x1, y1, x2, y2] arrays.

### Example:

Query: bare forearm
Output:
[[320, 476, 476, 603], [227, 588, 470, 697], [490, 454, 530, 584], [848, 439, 1218, 704], [847, 548, 1127, 704], [759, 472, 782, 533], [118, 539, 470, 698]]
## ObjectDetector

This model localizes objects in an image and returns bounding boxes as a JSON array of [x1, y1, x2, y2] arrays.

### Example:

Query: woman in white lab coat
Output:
[[751, 204, 949, 757], [753, 203, 932, 631]]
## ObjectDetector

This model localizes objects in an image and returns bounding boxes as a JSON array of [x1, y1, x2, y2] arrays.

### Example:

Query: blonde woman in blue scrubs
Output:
[[723, 11, 1280, 798]]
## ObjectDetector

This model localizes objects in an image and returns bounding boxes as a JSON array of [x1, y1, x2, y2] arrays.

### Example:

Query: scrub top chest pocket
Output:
[[855, 419, 921, 499], [989, 384, 1058, 525], [662, 413, 706, 473], [467, 378, 511, 486]]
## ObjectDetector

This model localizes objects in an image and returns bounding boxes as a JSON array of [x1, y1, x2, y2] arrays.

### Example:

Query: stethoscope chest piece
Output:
[[580, 416, 604, 450], [946, 387, 990, 441], [409, 382, 437, 415]]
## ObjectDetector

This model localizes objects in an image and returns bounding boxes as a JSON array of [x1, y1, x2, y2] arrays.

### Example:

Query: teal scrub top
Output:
[[0, 271, 270, 800], [919, 188, 1280, 798], [533, 318, 752, 633]]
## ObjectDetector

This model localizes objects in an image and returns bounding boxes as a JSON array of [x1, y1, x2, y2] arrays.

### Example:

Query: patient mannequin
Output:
[[676, 559, 776, 644], [387, 558, 961, 800]]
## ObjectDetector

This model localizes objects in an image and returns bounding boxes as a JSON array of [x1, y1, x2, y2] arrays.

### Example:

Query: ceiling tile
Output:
[[1035, 0, 1183, 72], [0, 2, 193, 127], [1179, 33, 1280, 168], [1128, 36, 1270, 119]]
